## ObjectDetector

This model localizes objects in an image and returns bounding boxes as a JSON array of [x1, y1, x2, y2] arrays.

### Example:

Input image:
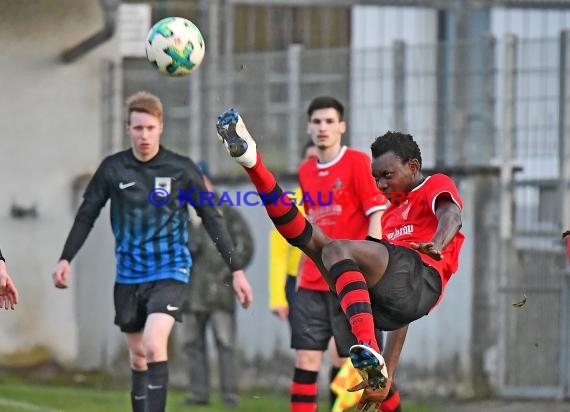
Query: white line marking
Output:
[[0, 397, 64, 412]]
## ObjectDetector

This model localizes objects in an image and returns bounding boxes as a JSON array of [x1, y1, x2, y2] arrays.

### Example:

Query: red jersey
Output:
[[298, 146, 386, 291], [381, 173, 464, 290]]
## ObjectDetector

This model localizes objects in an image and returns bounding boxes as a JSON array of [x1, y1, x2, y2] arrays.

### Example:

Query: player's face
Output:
[[127, 111, 163, 161], [307, 108, 346, 151], [371, 151, 420, 201]]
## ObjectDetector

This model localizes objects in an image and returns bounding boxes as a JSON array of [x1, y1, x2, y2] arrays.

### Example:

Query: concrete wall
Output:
[[0, 2, 476, 396], [0, 0, 121, 363]]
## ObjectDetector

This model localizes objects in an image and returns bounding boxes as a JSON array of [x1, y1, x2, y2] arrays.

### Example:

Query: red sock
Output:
[[290, 368, 318, 412], [381, 386, 402, 412], [243, 152, 276, 192], [244, 152, 311, 246], [330, 259, 380, 353]]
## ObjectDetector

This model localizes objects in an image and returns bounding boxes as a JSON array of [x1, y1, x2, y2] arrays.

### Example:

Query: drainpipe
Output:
[[60, 0, 119, 63]]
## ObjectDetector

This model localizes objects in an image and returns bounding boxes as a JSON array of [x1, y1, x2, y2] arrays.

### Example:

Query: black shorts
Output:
[[114, 279, 188, 333], [290, 287, 383, 357], [369, 240, 442, 331], [285, 274, 297, 326]]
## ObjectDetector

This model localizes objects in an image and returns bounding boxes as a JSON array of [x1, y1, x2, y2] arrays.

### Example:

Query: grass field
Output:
[[0, 382, 445, 412]]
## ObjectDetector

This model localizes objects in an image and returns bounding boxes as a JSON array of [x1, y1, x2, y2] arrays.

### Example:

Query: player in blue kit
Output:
[[52, 91, 253, 412]]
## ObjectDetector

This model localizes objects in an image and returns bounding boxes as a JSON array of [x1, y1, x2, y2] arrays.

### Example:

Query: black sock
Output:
[[329, 366, 341, 409], [131, 369, 147, 412], [147, 361, 168, 412]]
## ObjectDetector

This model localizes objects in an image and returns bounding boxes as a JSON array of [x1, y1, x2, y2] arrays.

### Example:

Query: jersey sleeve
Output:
[[268, 185, 305, 309], [292, 186, 307, 217], [424, 174, 463, 214], [225, 205, 254, 268], [185, 160, 244, 271], [297, 166, 310, 215], [60, 159, 111, 262], [352, 152, 388, 216], [268, 228, 289, 309]]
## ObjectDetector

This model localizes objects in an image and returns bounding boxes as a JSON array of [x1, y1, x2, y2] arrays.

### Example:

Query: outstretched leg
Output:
[[216, 108, 331, 282], [216, 108, 390, 388]]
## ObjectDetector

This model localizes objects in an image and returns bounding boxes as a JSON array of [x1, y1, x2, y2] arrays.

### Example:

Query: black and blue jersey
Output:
[[60, 146, 242, 284]]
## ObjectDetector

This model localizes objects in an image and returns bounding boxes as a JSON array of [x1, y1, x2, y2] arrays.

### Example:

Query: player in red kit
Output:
[[215, 108, 464, 412], [291, 97, 401, 412]]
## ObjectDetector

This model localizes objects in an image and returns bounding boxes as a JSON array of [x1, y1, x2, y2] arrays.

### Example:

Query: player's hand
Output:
[[348, 377, 392, 412], [0, 262, 19, 310], [409, 241, 443, 261], [232, 270, 253, 309], [271, 306, 289, 320], [53, 260, 71, 289], [562, 230, 570, 239]]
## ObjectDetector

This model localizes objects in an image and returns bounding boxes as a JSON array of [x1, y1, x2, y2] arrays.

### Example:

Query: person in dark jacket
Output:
[[184, 161, 254, 408]]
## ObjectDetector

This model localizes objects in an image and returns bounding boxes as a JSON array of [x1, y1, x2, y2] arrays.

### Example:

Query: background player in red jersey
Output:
[[215, 108, 464, 411], [288, 96, 401, 412]]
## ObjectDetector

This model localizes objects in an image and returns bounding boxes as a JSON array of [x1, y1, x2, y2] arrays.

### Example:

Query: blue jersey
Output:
[[62, 147, 241, 284]]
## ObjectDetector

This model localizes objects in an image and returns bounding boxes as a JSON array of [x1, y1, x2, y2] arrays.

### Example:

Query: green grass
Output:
[[0, 382, 444, 412]]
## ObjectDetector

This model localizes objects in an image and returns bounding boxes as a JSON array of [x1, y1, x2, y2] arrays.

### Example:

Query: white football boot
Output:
[[349, 344, 389, 390], [216, 108, 257, 168]]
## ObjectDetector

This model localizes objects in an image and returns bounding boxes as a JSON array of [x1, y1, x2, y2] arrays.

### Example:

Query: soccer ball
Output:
[[145, 17, 205, 76]]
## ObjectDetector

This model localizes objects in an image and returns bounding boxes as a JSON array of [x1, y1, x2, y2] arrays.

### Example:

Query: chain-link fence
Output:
[[118, 32, 570, 397]]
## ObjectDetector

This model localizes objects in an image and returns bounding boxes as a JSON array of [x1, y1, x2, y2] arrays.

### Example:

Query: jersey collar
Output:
[[317, 146, 347, 169]]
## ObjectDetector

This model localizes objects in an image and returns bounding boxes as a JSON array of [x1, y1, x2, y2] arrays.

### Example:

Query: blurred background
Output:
[[0, 0, 570, 404]]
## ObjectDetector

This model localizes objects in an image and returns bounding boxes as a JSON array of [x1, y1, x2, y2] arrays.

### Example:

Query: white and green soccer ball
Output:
[[145, 17, 205, 77]]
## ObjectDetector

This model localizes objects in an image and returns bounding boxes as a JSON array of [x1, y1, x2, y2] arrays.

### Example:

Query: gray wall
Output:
[[0, 0, 121, 362], [0, 0, 483, 397]]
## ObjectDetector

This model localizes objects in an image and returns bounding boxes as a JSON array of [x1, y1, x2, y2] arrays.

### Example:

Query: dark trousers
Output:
[[184, 310, 238, 405]]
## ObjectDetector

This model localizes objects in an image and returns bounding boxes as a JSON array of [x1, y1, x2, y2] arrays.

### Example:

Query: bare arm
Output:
[[367, 210, 384, 239], [383, 325, 409, 379], [0, 259, 19, 310], [432, 196, 462, 251], [410, 195, 462, 260]]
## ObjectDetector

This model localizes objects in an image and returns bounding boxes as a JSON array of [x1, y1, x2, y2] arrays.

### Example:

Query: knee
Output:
[[129, 348, 147, 370], [215, 330, 235, 349], [295, 351, 322, 370], [321, 240, 350, 269], [143, 338, 165, 362]]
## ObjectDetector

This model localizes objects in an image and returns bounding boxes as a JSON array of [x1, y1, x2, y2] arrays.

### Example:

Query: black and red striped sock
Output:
[[290, 368, 318, 412], [330, 259, 380, 353], [381, 386, 402, 412], [244, 152, 312, 247]]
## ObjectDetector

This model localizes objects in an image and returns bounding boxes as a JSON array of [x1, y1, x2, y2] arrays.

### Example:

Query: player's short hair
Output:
[[307, 96, 344, 120], [126, 91, 163, 123], [370, 131, 422, 168]]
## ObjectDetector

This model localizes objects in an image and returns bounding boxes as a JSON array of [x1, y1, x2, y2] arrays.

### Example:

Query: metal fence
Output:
[[120, 32, 570, 397], [497, 32, 570, 398]]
